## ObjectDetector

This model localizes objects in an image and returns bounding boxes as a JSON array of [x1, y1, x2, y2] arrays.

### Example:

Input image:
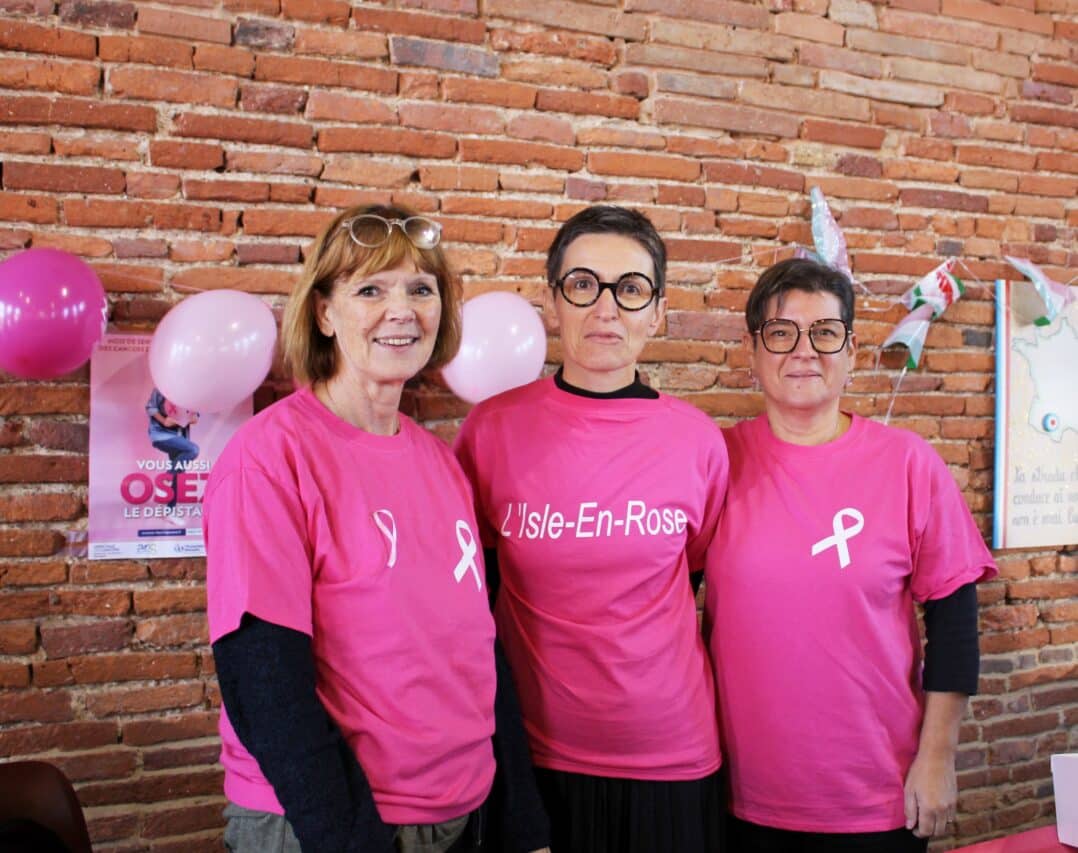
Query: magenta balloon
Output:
[[441, 291, 546, 404], [149, 289, 277, 413], [0, 248, 107, 379]]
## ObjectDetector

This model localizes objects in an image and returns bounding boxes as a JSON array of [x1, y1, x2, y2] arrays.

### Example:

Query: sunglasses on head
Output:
[[340, 214, 442, 250]]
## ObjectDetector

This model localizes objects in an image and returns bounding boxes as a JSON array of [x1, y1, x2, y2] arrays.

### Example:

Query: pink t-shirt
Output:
[[706, 414, 997, 832], [455, 376, 728, 780], [205, 386, 496, 825]]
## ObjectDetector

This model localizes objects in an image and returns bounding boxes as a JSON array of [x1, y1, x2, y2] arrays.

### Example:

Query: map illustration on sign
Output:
[[993, 279, 1078, 549]]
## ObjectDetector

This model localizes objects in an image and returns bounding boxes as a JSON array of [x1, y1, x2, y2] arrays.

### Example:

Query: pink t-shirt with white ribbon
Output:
[[706, 414, 997, 833], [205, 386, 496, 825], [455, 377, 728, 781]]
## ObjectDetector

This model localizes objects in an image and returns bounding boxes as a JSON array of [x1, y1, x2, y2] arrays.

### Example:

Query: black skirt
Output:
[[533, 767, 725, 853]]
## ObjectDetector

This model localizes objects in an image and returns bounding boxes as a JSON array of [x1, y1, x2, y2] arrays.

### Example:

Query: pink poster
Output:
[[88, 333, 251, 560]]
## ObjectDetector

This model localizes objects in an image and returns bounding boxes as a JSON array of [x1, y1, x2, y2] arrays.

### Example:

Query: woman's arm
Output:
[[213, 614, 395, 853], [904, 691, 965, 838], [904, 581, 980, 838]]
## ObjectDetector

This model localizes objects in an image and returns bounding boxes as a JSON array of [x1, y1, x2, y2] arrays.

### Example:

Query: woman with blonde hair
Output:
[[205, 205, 549, 853]]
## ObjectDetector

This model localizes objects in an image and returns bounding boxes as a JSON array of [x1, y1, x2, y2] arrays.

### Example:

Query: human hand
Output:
[[903, 750, 957, 838]]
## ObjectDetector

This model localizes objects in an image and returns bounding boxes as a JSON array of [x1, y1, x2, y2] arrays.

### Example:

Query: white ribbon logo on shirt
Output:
[[810, 507, 864, 570], [372, 509, 397, 569], [453, 520, 482, 590]]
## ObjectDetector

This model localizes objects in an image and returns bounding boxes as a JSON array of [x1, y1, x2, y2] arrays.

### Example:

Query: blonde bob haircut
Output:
[[281, 203, 461, 387]]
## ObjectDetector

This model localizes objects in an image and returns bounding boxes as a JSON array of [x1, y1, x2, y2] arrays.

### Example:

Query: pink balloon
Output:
[[442, 291, 546, 404], [149, 289, 276, 413], [0, 248, 107, 379]]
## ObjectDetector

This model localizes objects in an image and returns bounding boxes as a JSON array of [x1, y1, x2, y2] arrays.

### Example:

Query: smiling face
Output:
[[549, 232, 666, 392], [750, 288, 856, 418], [315, 257, 442, 389]]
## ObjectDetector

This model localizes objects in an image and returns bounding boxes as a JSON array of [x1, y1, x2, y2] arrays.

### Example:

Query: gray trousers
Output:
[[222, 802, 472, 853]]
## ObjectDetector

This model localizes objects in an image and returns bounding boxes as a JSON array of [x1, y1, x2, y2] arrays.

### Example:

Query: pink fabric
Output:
[[706, 414, 997, 832], [455, 376, 728, 780], [205, 386, 496, 824]]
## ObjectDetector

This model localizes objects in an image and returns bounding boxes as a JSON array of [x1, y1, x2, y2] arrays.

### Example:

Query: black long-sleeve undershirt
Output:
[[213, 614, 551, 853]]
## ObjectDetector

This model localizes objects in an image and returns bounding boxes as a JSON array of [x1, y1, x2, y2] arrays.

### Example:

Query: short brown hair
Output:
[[281, 204, 461, 386], [745, 257, 855, 335]]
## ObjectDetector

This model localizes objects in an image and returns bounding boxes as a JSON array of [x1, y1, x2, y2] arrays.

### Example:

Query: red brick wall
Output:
[[0, 1, 1075, 850]]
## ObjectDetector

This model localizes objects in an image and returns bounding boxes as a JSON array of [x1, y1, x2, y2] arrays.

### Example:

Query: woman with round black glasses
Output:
[[455, 205, 728, 853], [705, 257, 996, 853], [206, 204, 550, 853]]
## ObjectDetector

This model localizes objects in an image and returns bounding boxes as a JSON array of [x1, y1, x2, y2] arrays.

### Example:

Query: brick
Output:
[[239, 83, 307, 115], [193, 44, 255, 77], [0, 57, 101, 96], [489, 27, 617, 66], [506, 114, 574, 146], [484, 0, 647, 41], [877, 8, 1000, 49], [443, 76, 535, 108], [798, 43, 883, 78], [704, 161, 804, 192], [108, 66, 237, 108], [255, 55, 397, 94], [0, 19, 96, 59], [1036, 151, 1078, 174], [150, 141, 225, 171], [233, 17, 294, 51], [319, 126, 455, 159], [143, 802, 224, 838], [502, 57, 606, 90], [956, 145, 1036, 170], [243, 208, 333, 236], [0, 131, 51, 154], [459, 138, 584, 171], [0, 690, 73, 724], [0, 95, 157, 131], [625, 0, 769, 28], [625, 43, 776, 79], [0, 191, 59, 224], [40, 620, 133, 659], [59, 0, 136, 28], [774, 12, 845, 44], [441, 196, 553, 219], [169, 266, 296, 295], [654, 97, 800, 138], [587, 151, 699, 182], [1032, 61, 1078, 88], [173, 113, 313, 149], [390, 36, 498, 78], [281, 0, 350, 25], [97, 33, 194, 68], [899, 188, 989, 212], [122, 711, 218, 746], [236, 243, 301, 265], [399, 102, 503, 134], [666, 240, 743, 264], [137, 7, 231, 43], [418, 165, 498, 192], [577, 126, 666, 150], [353, 7, 486, 43], [294, 27, 386, 60], [0, 455, 87, 485], [819, 70, 943, 107], [84, 682, 205, 717], [941, 0, 1053, 33], [648, 19, 795, 62], [654, 71, 738, 101], [125, 171, 181, 200], [890, 57, 1004, 95], [184, 179, 270, 203], [304, 90, 396, 124], [847, 28, 971, 66], [802, 119, 886, 149], [1017, 174, 1078, 197], [227, 151, 323, 177]]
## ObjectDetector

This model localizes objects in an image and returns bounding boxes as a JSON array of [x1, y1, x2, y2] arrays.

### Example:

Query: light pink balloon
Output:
[[0, 248, 107, 379], [149, 289, 276, 413], [442, 291, 546, 404]]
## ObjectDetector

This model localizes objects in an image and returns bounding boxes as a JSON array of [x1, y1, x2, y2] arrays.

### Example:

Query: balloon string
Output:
[[883, 364, 908, 426]]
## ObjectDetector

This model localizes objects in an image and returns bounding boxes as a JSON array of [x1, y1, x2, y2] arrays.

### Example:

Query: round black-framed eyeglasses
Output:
[[555, 267, 659, 311], [755, 318, 850, 354], [340, 214, 442, 250]]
